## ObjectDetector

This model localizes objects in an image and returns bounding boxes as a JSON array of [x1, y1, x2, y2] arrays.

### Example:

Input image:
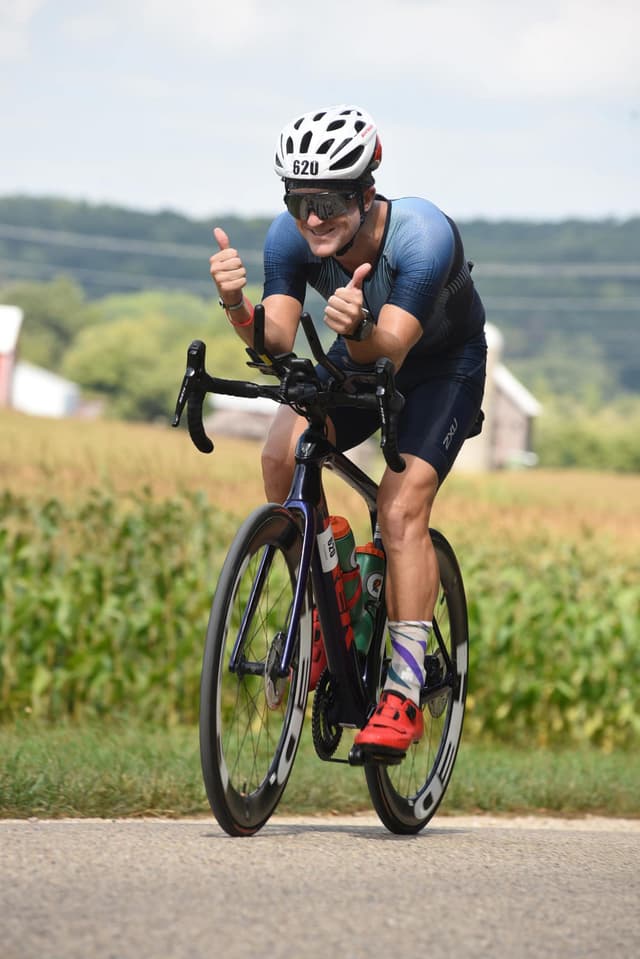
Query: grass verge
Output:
[[1, 720, 638, 820]]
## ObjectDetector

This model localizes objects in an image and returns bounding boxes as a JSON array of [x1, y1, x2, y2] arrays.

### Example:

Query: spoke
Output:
[[221, 539, 295, 795]]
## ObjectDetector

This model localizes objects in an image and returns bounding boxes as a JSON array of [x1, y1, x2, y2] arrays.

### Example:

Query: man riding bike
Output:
[[209, 104, 486, 756]]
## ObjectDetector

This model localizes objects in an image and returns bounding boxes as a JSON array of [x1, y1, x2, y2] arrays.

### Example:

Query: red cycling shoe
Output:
[[354, 690, 424, 753], [309, 608, 327, 691]]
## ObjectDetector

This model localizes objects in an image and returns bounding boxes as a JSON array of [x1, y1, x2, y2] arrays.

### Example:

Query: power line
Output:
[[475, 262, 640, 278], [1, 222, 639, 276], [0, 258, 216, 295], [0, 222, 264, 266], [2, 258, 638, 311], [485, 296, 640, 312]]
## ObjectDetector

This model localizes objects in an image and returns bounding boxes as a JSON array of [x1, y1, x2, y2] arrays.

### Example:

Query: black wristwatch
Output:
[[343, 308, 374, 341]]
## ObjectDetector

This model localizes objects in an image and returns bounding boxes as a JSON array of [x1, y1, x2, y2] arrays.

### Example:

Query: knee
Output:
[[261, 441, 292, 503], [377, 463, 439, 544], [377, 495, 418, 545]]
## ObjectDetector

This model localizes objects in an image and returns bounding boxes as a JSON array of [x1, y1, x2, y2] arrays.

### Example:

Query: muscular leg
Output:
[[261, 405, 337, 503], [376, 454, 440, 621], [354, 455, 440, 749]]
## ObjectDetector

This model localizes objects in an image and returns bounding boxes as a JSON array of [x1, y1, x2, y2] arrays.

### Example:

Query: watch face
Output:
[[358, 316, 374, 340]]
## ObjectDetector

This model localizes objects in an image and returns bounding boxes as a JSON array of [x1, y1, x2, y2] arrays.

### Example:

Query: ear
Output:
[[363, 185, 377, 212]]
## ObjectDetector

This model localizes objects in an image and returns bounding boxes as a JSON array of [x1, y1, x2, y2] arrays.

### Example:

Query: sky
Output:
[[1, 0, 639, 223]]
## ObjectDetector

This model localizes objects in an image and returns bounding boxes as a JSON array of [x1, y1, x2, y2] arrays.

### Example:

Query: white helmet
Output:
[[274, 104, 382, 183]]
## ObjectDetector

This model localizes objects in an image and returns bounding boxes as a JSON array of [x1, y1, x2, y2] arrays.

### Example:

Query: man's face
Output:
[[286, 188, 362, 257]]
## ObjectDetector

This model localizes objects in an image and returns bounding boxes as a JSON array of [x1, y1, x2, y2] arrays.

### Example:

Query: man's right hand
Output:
[[210, 227, 247, 306]]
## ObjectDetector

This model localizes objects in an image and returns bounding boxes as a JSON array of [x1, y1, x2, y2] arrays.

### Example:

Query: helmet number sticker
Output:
[[292, 160, 319, 176]]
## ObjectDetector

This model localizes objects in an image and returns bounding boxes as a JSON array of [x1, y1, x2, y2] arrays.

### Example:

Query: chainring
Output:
[[311, 669, 343, 760]]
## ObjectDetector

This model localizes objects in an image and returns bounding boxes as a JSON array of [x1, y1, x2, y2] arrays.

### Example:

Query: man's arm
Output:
[[209, 227, 300, 351], [323, 263, 423, 371], [347, 304, 423, 370]]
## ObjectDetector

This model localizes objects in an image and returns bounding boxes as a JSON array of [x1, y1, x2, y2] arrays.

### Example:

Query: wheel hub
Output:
[[264, 632, 287, 710]]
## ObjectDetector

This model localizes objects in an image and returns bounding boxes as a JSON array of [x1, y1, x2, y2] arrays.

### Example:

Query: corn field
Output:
[[1, 411, 639, 747]]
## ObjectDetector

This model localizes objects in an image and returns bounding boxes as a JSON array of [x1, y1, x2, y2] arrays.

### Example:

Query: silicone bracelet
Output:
[[229, 300, 254, 328]]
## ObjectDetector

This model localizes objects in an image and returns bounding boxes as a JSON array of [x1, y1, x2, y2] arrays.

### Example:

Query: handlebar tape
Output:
[[187, 391, 214, 454]]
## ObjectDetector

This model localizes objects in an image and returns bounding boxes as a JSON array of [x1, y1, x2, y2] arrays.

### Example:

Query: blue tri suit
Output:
[[262, 196, 487, 482]]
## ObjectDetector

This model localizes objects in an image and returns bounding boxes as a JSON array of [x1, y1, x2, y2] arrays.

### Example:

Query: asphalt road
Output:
[[2, 814, 639, 959]]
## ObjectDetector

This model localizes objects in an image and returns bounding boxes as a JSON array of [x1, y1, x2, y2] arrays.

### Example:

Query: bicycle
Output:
[[172, 305, 470, 837]]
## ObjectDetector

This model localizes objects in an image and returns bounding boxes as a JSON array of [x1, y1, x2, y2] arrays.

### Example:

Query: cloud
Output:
[[130, 0, 639, 100], [0, 0, 47, 62], [0, 0, 636, 219]]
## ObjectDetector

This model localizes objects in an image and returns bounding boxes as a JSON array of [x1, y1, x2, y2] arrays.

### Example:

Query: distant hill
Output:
[[1, 195, 638, 397]]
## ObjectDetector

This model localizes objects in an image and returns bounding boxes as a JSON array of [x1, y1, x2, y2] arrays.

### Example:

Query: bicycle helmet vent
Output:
[[274, 104, 382, 182]]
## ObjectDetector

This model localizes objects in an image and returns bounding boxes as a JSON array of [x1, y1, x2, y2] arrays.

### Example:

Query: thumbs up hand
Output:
[[324, 262, 373, 339], [346, 263, 372, 292], [209, 227, 247, 306]]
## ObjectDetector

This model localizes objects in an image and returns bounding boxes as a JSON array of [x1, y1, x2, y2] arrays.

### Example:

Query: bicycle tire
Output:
[[365, 529, 469, 834], [199, 503, 311, 836]]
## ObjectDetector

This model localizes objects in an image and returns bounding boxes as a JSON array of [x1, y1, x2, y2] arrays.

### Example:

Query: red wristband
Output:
[[228, 298, 254, 328]]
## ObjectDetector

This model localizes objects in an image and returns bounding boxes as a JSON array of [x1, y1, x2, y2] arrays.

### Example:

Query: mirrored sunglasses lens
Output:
[[285, 193, 351, 221], [312, 195, 347, 220], [284, 194, 303, 218]]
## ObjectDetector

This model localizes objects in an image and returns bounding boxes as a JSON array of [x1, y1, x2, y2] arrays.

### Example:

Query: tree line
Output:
[[1, 195, 638, 469]]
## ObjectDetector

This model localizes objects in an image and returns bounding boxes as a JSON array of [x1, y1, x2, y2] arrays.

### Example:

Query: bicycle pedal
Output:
[[348, 743, 405, 766]]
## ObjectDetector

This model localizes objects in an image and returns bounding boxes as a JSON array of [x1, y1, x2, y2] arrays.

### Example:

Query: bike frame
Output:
[[221, 417, 461, 736], [290, 423, 383, 727], [229, 418, 382, 730]]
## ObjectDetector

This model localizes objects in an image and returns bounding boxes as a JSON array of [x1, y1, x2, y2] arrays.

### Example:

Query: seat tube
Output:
[[311, 506, 369, 726], [285, 430, 369, 725]]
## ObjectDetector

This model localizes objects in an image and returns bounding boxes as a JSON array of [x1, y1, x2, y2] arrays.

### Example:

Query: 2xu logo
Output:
[[443, 417, 458, 451], [292, 159, 319, 176]]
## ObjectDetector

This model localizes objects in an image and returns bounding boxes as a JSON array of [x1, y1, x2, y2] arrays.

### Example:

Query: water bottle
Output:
[[330, 515, 364, 625], [356, 542, 385, 605], [329, 517, 385, 655], [353, 542, 385, 654]]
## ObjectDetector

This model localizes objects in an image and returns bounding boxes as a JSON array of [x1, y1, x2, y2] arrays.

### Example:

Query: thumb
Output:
[[347, 263, 372, 290], [213, 226, 230, 250]]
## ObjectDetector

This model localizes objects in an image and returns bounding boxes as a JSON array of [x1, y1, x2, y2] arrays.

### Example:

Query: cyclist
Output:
[[209, 104, 486, 756]]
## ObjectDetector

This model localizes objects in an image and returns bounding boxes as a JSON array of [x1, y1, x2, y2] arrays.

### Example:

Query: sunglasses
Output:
[[283, 191, 358, 221]]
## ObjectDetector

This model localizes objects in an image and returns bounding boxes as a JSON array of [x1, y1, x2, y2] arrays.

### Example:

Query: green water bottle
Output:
[[353, 542, 385, 654]]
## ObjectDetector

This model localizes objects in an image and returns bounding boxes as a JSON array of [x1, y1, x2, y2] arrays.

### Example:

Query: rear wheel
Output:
[[199, 504, 311, 836], [365, 529, 469, 834]]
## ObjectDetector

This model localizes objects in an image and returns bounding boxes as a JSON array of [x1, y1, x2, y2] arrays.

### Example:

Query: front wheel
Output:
[[199, 504, 311, 836], [365, 529, 469, 834]]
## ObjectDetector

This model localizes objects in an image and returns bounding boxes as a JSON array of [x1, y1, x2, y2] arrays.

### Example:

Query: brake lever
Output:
[[171, 340, 214, 453], [172, 339, 204, 427]]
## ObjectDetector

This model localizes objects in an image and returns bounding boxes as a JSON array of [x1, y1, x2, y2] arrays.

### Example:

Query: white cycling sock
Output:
[[384, 620, 431, 707]]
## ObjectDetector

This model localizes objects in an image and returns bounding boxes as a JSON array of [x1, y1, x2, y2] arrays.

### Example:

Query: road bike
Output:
[[172, 306, 470, 836]]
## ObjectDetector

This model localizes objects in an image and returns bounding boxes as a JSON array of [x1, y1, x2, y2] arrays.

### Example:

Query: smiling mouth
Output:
[[309, 227, 336, 238]]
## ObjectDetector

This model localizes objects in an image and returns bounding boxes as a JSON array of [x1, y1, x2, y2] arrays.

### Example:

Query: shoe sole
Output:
[[348, 742, 406, 766]]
